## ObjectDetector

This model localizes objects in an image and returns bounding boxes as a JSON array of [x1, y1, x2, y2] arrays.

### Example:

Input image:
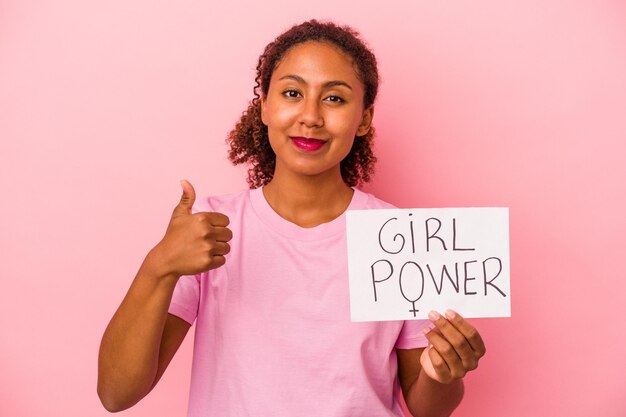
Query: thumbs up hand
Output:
[[151, 180, 232, 278]]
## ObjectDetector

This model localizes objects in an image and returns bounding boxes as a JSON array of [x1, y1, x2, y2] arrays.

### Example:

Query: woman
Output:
[[98, 19, 485, 417]]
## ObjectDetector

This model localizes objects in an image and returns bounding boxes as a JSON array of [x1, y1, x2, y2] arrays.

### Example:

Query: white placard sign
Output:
[[346, 207, 510, 321]]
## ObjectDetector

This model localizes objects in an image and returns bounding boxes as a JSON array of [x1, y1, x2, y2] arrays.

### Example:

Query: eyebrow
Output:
[[278, 74, 353, 90]]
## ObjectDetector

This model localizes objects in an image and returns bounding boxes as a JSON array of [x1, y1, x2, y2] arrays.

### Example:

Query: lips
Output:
[[291, 136, 326, 152]]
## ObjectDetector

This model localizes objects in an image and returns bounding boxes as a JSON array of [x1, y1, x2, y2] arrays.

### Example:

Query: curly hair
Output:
[[226, 19, 379, 188]]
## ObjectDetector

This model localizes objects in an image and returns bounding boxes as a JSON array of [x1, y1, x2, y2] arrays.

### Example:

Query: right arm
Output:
[[97, 180, 232, 412]]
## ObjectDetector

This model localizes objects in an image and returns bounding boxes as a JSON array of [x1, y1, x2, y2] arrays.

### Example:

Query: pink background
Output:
[[1, 1, 625, 416]]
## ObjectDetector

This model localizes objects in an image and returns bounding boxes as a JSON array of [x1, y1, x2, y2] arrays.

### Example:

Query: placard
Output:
[[346, 207, 510, 321]]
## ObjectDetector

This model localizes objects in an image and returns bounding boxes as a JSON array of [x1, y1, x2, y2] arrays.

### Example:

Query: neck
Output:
[[263, 167, 354, 228]]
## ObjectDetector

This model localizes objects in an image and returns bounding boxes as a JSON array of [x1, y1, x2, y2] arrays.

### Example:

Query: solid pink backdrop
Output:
[[1, 1, 624, 416]]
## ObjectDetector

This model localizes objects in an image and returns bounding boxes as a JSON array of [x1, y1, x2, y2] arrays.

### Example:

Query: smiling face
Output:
[[261, 41, 373, 183]]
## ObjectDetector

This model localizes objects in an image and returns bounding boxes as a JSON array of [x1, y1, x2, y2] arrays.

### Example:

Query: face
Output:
[[261, 41, 373, 182]]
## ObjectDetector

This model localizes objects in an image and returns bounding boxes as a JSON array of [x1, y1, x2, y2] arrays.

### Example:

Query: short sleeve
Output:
[[168, 274, 201, 324], [394, 319, 430, 349]]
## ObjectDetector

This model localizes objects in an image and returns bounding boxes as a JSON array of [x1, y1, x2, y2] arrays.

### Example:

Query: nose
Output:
[[299, 97, 324, 128]]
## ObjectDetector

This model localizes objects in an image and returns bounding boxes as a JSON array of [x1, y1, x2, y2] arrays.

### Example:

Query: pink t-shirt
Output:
[[169, 188, 429, 417]]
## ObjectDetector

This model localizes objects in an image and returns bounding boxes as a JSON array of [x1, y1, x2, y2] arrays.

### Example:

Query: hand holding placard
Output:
[[346, 207, 510, 321], [420, 309, 486, 383]]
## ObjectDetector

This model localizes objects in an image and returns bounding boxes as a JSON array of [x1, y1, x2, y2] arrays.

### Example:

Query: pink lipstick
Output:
[[291, 137, 326, 152]]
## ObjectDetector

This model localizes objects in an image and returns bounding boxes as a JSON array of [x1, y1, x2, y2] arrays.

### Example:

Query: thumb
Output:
[[175, 179, 196, 215]]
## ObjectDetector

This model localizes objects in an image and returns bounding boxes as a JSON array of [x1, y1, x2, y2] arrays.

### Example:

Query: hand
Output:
[[150, 180, 232, 277], [420, 310, 486, 384]]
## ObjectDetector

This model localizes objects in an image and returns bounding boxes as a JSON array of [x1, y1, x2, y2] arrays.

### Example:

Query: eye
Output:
[[324, 95, 344, 103], [282, 89, 301, 99]]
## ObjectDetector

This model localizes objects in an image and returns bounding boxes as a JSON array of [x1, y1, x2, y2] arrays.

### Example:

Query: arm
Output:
[[97, 257, 189, 412], [397, 310, 485, 417], [97, 181, 232, 412]]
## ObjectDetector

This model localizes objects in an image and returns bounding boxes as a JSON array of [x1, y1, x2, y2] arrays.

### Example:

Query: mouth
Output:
[[291, 136, 327, 152]]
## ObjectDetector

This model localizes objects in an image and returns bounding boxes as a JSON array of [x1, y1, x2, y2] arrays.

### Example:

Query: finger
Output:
[[196, 212, 230, 227], [426, 345, 452, 383], [429, 310, 475, 366], [444, 310, 486, 356], [174, 179, 196, 215], [200, 227, 231, 243], [423, 327, 464, 379], [211, 226, 233, 243], [209, 241, 231, 256], [210, 254, 226, 269]]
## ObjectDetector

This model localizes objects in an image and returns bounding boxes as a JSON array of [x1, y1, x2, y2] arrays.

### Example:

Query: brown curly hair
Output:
[[226, 19, 379, 188]]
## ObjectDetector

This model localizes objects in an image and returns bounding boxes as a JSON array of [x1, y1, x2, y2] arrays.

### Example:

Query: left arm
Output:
[[397, 310, 486, 417]]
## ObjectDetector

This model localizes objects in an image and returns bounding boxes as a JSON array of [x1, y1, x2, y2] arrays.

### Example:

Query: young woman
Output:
[[98, 20, 485, 417]]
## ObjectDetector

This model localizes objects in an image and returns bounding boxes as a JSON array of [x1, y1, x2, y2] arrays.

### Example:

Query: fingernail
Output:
[[428, 310, 441, 321], [445, 309, 456, 320], [422, 326, 431, 335]]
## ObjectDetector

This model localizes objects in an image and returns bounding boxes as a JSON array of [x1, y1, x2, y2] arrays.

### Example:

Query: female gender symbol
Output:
[[398, 261, 425, 317]]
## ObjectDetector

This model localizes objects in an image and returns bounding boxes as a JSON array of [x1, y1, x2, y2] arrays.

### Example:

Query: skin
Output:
[[97, 181, 230, 411], [97, 40, 486, 416], [398, 310, 486, 417], [260, 41, 373, 227]]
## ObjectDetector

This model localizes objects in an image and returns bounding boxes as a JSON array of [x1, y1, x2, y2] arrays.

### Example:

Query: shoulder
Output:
[[191, 189, 251, 216], [353, 188, 397, 210]]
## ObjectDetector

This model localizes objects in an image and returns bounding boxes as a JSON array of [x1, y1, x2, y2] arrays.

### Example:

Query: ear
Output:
[[260, 95, 268, 126], [356, 106, 374, 136]]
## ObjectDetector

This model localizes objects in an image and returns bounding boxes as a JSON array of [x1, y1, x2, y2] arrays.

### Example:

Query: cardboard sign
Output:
[[346, 207, 510, 321]]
